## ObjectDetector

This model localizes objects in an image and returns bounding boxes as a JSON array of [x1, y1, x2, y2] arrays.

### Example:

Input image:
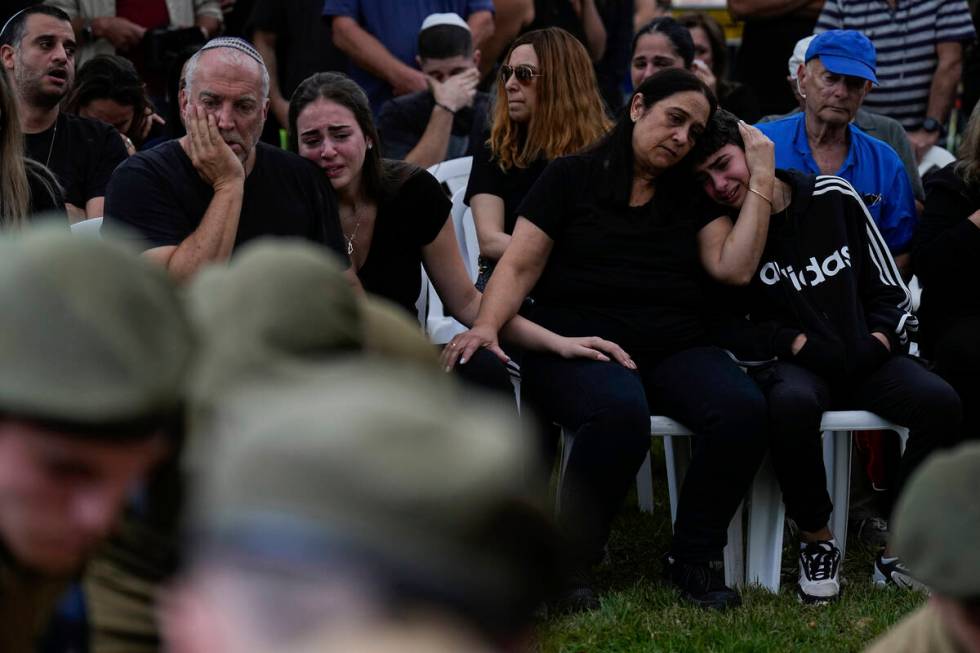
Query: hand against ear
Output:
[[738, 121, 775, 189]]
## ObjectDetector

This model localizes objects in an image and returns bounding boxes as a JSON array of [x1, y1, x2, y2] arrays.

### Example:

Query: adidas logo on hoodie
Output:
[[759, 246, 852, 291]]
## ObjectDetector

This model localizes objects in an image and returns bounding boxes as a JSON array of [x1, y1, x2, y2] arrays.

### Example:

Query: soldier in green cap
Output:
[[865, 442, 980, 653], [0, 226, 194, 652], [84, 238, 442, 653], [163, 363, 559, 653]]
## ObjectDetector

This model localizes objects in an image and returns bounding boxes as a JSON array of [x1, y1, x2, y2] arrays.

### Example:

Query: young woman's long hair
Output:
[[489, 27, 612, 171], [956, 101, 980, 187], [288, 72, 414, 203], [0, 72, 31, 226]]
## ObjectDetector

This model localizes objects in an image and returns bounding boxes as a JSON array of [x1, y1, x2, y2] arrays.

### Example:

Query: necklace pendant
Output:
[[346, 239, 354, 256]]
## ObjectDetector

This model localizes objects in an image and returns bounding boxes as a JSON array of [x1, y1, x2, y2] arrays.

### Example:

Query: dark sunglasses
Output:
[[499, 64, 543, 85]]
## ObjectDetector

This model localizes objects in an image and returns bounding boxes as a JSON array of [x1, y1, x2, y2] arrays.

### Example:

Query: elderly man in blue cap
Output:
[[756, 29, 918, 275]]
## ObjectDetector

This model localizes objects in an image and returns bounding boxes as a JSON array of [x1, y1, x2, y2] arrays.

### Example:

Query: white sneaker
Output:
[[873, 554, 928, 592], [798, 540, 842, 604]]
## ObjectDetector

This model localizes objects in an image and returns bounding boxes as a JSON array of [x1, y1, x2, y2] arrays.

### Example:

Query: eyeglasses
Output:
[[499, 64, 543, 85]]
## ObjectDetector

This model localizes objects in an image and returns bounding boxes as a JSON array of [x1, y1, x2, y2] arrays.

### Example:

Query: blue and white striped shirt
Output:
[[815, 0, 976, 129]]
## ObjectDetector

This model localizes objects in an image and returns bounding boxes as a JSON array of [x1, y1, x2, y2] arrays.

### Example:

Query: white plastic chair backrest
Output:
[[70, 216, 103, 237], [449, 187, 480, 282], [918, 145, 955, 178], [423, 187, 477, 344], [427, 156, 473, 196]]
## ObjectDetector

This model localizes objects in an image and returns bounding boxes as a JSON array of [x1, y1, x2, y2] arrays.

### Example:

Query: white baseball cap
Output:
[[789, 35, 816, 79]]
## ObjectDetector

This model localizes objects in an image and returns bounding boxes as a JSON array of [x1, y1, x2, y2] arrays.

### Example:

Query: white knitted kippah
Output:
[[200, 37, 265, 67], [420, 12, 469, 33]]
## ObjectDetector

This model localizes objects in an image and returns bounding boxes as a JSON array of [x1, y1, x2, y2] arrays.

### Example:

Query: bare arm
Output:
[[572, 0, 607, 61], [477, 0, 534, 77], [441, 217, 636, 369], [331, 16, 427, 96], [727, 0, 820, 19], [697, 123, 775, 285], [195, 14, 221, 37], [144, 181, 243, 282], [423, 216, 483, 326], [466, 10, 495, 51], [253, 30, 289, 126], [471, 194, 512, 261], [907, 41, 963, 161], [149, 107, 245, 283], [404, 69, 479, 168]]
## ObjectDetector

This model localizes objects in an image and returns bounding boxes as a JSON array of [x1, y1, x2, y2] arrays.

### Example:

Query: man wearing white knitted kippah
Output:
[[104, 38, 348, 283]]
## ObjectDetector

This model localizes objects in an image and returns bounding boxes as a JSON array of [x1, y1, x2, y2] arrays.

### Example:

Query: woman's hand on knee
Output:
[[442, 326, 510, 372], [556, 336, 637, 369]]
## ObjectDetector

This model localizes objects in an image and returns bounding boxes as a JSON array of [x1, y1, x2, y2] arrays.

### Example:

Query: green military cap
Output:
[[188, 362, 555, 622], [361, 294, 439, 368], [185, 239, 362, 404], [891, 442, 980, 598], [0, 225, 192, 429], [186, 239, 441, 407]]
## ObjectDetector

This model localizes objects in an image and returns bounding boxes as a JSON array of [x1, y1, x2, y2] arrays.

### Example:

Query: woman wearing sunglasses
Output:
[[465, 27, 611, 290], [444, 69, 769, 613]]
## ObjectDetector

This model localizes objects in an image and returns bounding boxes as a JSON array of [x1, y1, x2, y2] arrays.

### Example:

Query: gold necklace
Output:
[[343, 204, 362, 257], [44, 118, 58, 168]]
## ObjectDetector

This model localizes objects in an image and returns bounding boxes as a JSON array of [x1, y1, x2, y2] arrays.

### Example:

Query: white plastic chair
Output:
[[742, 411, 908, 592], [620, 411, 907, 592], [425, 186, 479, 344], [918, 145, 955, 178], [427, 156, 473, 196], [70, 216, 103, 237]]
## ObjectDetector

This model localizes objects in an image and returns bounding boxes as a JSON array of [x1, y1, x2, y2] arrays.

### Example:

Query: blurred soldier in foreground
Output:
[[0, 225, 193, 652], [865, 442, 980, 653], [84, 238, 437, 652], [164, 364, 559, 653]]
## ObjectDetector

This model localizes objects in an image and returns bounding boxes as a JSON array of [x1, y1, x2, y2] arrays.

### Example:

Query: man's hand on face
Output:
[[429, 68, 479, 114], [181, 105, 245, 191], [91, 16, 146, 51]]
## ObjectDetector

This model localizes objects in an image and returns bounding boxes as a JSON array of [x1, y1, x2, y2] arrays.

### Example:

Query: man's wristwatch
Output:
[[920, 117, 947, 137]]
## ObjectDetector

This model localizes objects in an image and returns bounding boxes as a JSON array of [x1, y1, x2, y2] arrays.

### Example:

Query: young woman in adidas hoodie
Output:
[[691, 110, 962, 604]]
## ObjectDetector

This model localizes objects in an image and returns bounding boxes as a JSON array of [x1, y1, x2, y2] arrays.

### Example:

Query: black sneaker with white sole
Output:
[[797, 540, 842, 604], [873, 553, 928, 592], [663, 554, 741, 611]]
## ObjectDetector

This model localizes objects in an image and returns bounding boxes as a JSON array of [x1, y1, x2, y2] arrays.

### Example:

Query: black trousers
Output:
[[522, 346, 769, 566], [930, 316, 980, 442], [752, 356, 962, 533]]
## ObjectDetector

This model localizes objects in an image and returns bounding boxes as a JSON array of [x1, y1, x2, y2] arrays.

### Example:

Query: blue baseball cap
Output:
[[805, 30, 878, 85]]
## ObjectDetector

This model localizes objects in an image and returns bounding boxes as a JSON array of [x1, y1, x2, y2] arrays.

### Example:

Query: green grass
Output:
[[534, 441, 925, 652]]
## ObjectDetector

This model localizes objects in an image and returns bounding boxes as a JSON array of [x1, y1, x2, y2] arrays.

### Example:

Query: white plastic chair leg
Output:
[[824, 429, 853, 564], [663, 435, 690, 524], [724, 504, 745, 588], [745, 455, 786, 592], [636, 450, 654, 513]]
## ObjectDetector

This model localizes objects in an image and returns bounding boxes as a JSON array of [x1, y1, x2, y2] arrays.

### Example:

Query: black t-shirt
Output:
[[518, 153, 708, 356], [104, 140, 344, 256], [464, 139, 549, 235], [24, 112, 128, 210], [358, 167, 451, 315], [27, 164, 63, 216], [250, 0, 347, 98], [378, 90, 491, 162]]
